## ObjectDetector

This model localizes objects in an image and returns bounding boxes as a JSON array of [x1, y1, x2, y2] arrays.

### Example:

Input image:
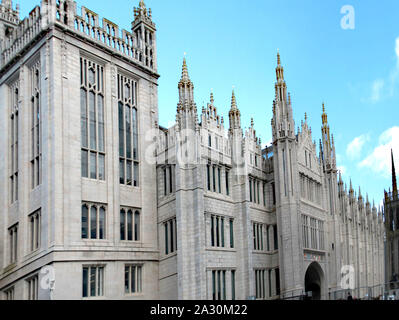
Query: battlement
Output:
[[0, 0, 156, 73], [0, 1, 19, 25]]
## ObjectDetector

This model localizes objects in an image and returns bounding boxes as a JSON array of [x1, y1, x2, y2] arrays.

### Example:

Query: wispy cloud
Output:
[[358, 126, 399, 178], [346, 134, 369, 159], [370, 79, 384, 103], [366, 37, 399, 102]]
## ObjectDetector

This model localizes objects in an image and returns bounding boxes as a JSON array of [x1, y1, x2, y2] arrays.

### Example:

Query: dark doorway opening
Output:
[[305, 262, 323, 300]]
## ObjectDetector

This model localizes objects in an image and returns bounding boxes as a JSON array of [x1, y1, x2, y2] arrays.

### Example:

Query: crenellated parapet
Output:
[[0, 0, 157, 74]]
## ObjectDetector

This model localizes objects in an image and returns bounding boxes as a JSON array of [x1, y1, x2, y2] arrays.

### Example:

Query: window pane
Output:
[[89, 91, 96, 150], [90, 206, 97, 239], [133, 162, 139, 187], [98, 95, 104, 152], [90, 152, 97, 179], [127, 210, 133, 241], [97, 268, 103, 296], [124, 266, 129, 293], [165, 223, 168, 255], [81, 150, 88, 178], [118, 102, 125, 157], [82, 205, 88, 239], [120, 210, 125, 240], [126, 160, 132, 186], [98, 154, 105, 181], [132, 108, 138, 160], [170, 219, 174, 253], [89, 68, 95, 85], [120, 159, 125, 184], [134, 211, 140, 241], [90, 267, 96, 296], [99, 207, 105, 239], [131, 266, 136, 293], [137, 266, 142, 292], [82, 267, 88, 297], [126, 105, 132, 159], [230, 219, 234, 248], [81, 89, 88, 148]]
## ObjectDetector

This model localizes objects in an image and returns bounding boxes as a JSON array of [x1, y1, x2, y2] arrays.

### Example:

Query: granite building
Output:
[[0, 0, 385, 300]]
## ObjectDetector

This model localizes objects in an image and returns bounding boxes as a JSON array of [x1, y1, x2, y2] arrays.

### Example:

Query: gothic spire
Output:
[[177, 57, 194, 104], [229, 89, 241, 131], [392, 149, 398, 197], [180, 57, 190, 84], [276, 50, 285, 82]]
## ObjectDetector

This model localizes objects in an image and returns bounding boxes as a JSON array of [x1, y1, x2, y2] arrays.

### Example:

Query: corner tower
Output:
[[132, 0, 157, 70], [271, 52, 303, 298]]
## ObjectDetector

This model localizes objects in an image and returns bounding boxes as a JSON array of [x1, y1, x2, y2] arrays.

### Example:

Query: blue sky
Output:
[[19, 0, 399, 207]]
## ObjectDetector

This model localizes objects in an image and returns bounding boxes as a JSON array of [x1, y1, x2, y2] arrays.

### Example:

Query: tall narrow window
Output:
[[8, 224, 18, 264], [231, 270, 236, 300], [169, 166, 173, 193], [29, 210, 41, 252], [81, 58, 105, 180], [225, 170, 229, 196], [217, 167, 221, 193], [207, 164, 211, 191], [163, 167, 167, 195], [120, 208, 140, 241], [10, 83, 19, 204], [211, 270, 228, 300], [118, 74, 139, 186], [30, 64, 41, 189], [164, 217, 177, 254], [125, 265, 142, 294], [249, 178, 253, 202], [81, 203, 106, 240], [230, 219, 234, 248], [212, 166, 216, 192], [273, 225, 278, 250], [82, 266, 104, 298], [4, 287, 14, 300], [27, 275, 39, 300]]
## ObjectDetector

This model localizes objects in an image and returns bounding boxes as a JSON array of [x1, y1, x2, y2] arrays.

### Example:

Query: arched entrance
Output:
[[304, 262, 324, 300]]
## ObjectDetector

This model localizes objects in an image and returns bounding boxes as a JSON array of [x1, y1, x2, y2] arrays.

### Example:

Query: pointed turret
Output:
[[178, 57, 195, 106], [229, 89, 241, 132], [176, 57, 197, 130], [272, 51, 294, 142], [392, 149, 398, 199], [132, 0, 156, 69], [321, 103, 336, 172]]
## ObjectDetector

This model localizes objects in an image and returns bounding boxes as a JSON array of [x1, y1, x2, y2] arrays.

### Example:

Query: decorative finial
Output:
[[180, 56, 190, 82], [305, 112, 307, 122], [231, 89, 238, 110], [251, 118, 254, 127], [322, 102, 328, 126], [277, 49, 280, 65], [210, 89, 214, 104]]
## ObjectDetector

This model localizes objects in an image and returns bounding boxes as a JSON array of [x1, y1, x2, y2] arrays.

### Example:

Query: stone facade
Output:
[[0, 0, 385, 300]]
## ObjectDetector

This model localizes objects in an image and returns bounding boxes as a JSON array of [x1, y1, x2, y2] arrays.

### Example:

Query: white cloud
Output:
[[358, 126, 399, 178], [337, 165, 346, 176], [370, 79, 384, 103], [367, 37, 399, 102], [346, 134, 369, 159]]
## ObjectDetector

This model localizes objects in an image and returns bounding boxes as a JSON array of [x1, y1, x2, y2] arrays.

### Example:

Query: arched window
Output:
[[134, 211, 140, 241], [81, 203, 106, 240], [81, 204, 89, 239], [120, 208, 140, 241]]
